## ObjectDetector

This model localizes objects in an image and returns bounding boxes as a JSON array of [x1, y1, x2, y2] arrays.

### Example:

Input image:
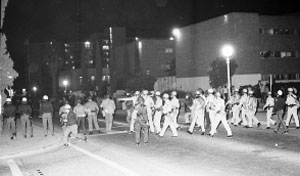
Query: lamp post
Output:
[[62, 80, 69, 95], [32, 86, 37, 98], [221, 45, 234, 100]]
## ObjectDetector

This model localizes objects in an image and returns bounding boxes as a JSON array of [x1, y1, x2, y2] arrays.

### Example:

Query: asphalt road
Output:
[[2, 116, 300, 176]]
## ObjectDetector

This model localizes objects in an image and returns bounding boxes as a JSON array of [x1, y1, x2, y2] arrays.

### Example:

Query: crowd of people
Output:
[[1, 85, 299, 147]]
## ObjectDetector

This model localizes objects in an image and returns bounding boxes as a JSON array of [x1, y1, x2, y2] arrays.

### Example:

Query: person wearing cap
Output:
[[153, 91, 163, 134], [100, 94, 116, 133], [40, 95, 54, 136], [187, 90, 206, 135], [3, 98, 17, 139], [170, 91, 180, 129], [142, 90, 155, 133], [285, 87, 299, 129], [73, 99, 88, 134], [246, 90, 261, 128], [205, 88, 216, 131], [209, 92, 233, 138], [85, 96, 101, 135], [134, 96, 149, 146], [159, 93, 178, 137], [239, 89, 249, 127], [18, 97, 33, 138], [228, 88, 241, 126], [263, 92, 276, 129], [63, 106, 88, 146], [274, 90, 289, 134]]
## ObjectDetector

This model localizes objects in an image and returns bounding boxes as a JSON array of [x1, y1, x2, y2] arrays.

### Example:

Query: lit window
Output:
[[89, 60, 94, 64], [165, 48, 174, 53], [268, 29, 274, 35], [70, 55, 73, 59], [84, 41, 91, 48], [65, 61, 69, 64], [91, 75, 95, 81], [72, 66, 75, 69], [103, 45, 109, 50]]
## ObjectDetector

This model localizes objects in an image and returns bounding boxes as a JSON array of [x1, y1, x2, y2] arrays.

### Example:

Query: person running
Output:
[[273, 90, 289, 134]]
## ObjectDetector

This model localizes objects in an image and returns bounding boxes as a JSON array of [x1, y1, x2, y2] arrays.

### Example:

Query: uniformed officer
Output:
[[18, 97, 33, 138], [206, 88, 216, 131], [153, 91, 163, 134], [183, 93, 193, 125], [246, 90, 261, 128], [209, 92, 233, 138], [40, 95, 54, 136], [263, 92, 276, 129], [170, 91, 180, 129], [159, 93, 178, 137], [63, 106, 88, 146], [285, 87, 299, 129], [73, 99, 88, 134], [187, 90, 206, 135], [134, 96, 149, 146], [239, 89, 249, 127], [229, 88, 241, 126], [85, 96, 101, 135], [100, 94, 116, 133], [142, 90, 155, 133], [3, 98, 17, 139]]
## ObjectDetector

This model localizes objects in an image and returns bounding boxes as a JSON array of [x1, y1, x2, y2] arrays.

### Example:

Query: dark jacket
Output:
[[274, 96, 286, 112], [3, 104, 17, 117], [136, 104, 148, 126], [40, 101, 54, 114], [67, 110, 77, 126], [18, 103, 32, 115]]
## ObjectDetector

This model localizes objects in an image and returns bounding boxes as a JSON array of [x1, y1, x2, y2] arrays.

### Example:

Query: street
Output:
[[1, 111, 300, 176]]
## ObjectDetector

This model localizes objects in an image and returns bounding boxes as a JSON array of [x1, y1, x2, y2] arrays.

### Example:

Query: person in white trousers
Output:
[[209, 92, 233, 138], [285, 87, 300, 129], [153, 91, 163, 134], [228, 89, 241, 126], [187, 90, 206, 135], [263, 92, 276, 129], [246, 90, 261, 128], [159, 93, 178, 137], [170, 91, 180, 129], [142, 90, 155, 133], [239, 89, 249, 127], [206, 89, 216, 132]]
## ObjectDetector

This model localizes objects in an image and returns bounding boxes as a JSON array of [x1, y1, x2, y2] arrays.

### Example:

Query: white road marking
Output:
[[69, 144, 140, 176], [7, 159, 23, 176]]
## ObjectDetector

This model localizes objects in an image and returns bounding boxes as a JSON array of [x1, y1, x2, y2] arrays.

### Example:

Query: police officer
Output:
[[40, 95, 54, 136], [263, 92, 276, 129], [239, 89, 249, 127], [187, 90, 206, 135], [153, 91, 163, 134], [134, 96, 149, 146], [229, 88, 241, 126], [285, 87, 299, 129], [73, 99, 88, 134], [63, 106, 88, 146], [3, 98, 17, 139], [142, 90, 155, 133], [206, 88, 216, 131], [170, 91, 180, 129], [100, 94, 116, 133], [159, 93, 178, 137], [85, 96, 100, 135], [246, 90, 261, 128], [18, 97, 33, 138], [209, 92, 233, 138]]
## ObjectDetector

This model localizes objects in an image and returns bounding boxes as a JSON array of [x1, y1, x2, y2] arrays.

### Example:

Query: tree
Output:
[[208, 57, 238, 88], [1, 0, 18, 107]]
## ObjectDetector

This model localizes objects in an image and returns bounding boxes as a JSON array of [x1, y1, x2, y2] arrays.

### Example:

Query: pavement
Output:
[[0, 106, 299, 161]]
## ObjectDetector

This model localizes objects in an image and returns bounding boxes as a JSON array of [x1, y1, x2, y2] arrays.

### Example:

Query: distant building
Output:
[[175, 12, 300, 91]]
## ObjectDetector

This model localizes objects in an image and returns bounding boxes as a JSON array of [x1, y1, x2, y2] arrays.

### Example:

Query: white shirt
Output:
[[100, 98, 116, 114]]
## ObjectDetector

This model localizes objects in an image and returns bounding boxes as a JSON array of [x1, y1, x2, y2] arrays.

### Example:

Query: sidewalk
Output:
[[0, 117, 62, 160]]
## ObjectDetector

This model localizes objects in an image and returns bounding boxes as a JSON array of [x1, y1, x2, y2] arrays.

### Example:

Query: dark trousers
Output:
[[77, 116, 86, 133], [135, 123, 149, 144], [274, 110, 288, 132]]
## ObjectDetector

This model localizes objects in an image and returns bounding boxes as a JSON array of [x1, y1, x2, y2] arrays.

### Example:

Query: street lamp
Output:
[[32, 86, 37, 97], [221, 44, 234, 100], [62, 80, 69, 94], [172, 28, 181, 40]]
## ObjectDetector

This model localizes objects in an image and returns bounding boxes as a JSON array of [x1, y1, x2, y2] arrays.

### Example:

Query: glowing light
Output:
[[32, 86, 37, 92], [221, 45, 234, 58], [169, 37, 174, 40], [135, 37, 139, 41], [138, 41, 142, 49], [84, 41, 91, 48], [63, 80, 69, 86], [172, 28, 181, 39]]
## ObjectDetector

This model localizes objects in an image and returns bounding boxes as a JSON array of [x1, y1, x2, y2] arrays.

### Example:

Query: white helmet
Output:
[[155, 91, 161, 96], [6, 98, 12, 102], [277, 90, 283, 96], [288, 88, 293, 92], [142, 90, 149, 95], [43, 95, 49, 100], [171, 91, 177, 96], [163, 93, 169, 99], [22, 97, 28, 102], [234, 88, 239, 92], [64, 104, 71, 110], [248, 90, 254, 94], [134, 91, 140, 95], [195, 90, 201, 95], [215, 92, 221, 97], [242, 89, 247, 93], [268, 91, 272, 95], [207, 88, 213, 93]]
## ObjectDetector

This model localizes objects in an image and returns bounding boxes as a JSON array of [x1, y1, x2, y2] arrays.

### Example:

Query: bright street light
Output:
[[172, 28, 181, 39], [32, 86, 37, 97], [221, 44, 234, 100], [63, 80, 69, 94]]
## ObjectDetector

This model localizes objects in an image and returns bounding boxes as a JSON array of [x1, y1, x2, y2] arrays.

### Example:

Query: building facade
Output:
[[175, 12, 300, 91]]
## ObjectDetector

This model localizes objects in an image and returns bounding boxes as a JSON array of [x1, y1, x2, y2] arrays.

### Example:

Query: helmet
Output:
[[22, 97, 28, 102], [242, 89, 247, 93], [6, 98, 12, 102], [137, 96, 144, 103], [134, 91, 140, 95], [215, 92, 221, 97], [43, 95, 49, 100], [248, 90, 254, 94], [277, 90, 283, 96], [142, 90, 149, 95], [171, 91, 177, 96], [163, 93, 169, 99], [207, 88, 213, 93], [268, 91, 272, 95], [64, 104, 71, 110], [287, 88, 293, 92], [195, 90, 201, 95], [234, 88, 239, 92], [155, 91, 161, 96]]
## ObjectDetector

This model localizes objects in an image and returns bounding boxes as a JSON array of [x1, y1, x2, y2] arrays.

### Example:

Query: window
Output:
[[103, 45, 109, 50], [165, 48, 174, 53], [267, 28, 274, 35]]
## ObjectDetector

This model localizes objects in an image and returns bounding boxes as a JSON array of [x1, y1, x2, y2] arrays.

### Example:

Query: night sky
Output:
[[2, 0, 300, 89]]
